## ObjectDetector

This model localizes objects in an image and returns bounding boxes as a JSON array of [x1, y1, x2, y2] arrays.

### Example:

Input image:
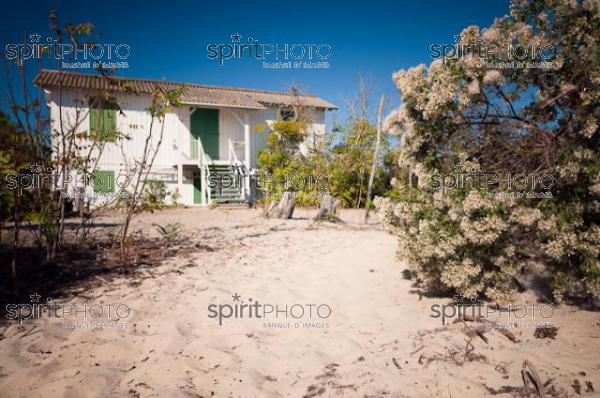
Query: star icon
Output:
[[231, 33, 242, 43], [232, 293, 241, 302], [29, 162, 39, 173], [29, 33, 41, 43], [30, 293, 41, 303]]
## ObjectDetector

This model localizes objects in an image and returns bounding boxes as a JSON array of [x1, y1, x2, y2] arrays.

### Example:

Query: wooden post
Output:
[[244, 112, 251, 201], [177, 163, 183, 202], [365, 95, 385, 223]]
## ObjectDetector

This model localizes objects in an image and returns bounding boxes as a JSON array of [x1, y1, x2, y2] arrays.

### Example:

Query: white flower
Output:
[[393, 64, 428, 109], [460, 25, 481, 45], [482, 27, 501, 43], [460, 54, 483, 79], [463, 190, 495, 213], [558, 162, 580, 182], [483, 70, 504, 85], [383, 108, 406, 135], [467, 80, 480, 95], [581, 115, 597, 138], [538, 215, 557, 233], [510, 207, 542, 227]]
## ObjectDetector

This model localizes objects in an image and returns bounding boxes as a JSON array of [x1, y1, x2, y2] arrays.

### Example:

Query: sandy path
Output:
[[1, 208, 599, 398]]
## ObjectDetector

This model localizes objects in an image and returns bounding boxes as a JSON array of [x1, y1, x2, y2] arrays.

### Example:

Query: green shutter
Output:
[[90, 108, 99, 137], [93, 170, 115, 193], [90, 102, 117, 141], [104, 108, 117, 141]]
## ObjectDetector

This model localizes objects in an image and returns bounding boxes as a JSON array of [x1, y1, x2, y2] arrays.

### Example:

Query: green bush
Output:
[[376, 0, 600, 304]]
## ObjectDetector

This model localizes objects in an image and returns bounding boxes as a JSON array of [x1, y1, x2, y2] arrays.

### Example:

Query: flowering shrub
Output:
[[377, 0, 600, 304]]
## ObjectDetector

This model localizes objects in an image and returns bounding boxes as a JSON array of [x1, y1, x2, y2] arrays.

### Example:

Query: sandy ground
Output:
[[1, 207, 599, 398]]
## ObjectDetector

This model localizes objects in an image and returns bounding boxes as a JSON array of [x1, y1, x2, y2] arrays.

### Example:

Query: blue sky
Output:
[[1, 0, 509, 123]]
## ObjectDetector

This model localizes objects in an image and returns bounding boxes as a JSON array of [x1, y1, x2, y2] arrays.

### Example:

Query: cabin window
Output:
[[279, 107, 296, 121], [89, 98, 118, 141], [93, 170, 115, 193]]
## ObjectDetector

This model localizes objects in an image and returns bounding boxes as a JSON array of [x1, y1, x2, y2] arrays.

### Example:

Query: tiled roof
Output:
[[34, 70, 337, 110]]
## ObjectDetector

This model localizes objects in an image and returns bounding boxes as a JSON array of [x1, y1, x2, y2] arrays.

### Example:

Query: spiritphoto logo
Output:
[[5, 292, 131, 329], [2, 162, 132, 198], [430, 34, 557, 69], [257, 172, 332, 194], [429, 164, 555, 198], [206, 33, 331, 69], [430, 297, 555, 328], [4, 32, 130, 69], [206, 168, 332, 197], [207, 293, 332, 329]]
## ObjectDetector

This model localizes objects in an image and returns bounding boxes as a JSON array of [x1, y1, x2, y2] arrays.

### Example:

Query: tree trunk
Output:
[[120, 111, 165, 251], [11, 184, 19, 286], [266, 192, 295, 219], [315, 194, 340, 219], [364, 95, 385, 223]]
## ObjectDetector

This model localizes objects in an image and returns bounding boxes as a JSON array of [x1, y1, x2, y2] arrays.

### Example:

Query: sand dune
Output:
[[1, 208, 599, 397]]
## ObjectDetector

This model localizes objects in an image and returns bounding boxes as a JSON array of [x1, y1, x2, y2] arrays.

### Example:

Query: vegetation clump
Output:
[[376, 0, 600, 304]]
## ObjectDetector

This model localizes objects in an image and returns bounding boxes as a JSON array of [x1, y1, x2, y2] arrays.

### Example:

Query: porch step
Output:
[[207, 163, 244, 203]]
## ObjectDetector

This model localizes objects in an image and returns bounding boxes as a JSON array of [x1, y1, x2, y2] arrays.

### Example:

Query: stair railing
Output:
[[197, 137, 211, 205], [228, 138, 247, 200]]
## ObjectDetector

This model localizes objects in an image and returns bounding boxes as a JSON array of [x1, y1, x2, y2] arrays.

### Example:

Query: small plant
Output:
[[314, 212, 342, 223], [154, 223, 187, 245], [170, 187, 181, 206], [139, 180, 168, 212]]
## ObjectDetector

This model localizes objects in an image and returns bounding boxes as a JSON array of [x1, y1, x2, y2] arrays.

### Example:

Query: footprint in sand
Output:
[[174, 320, 195, 337]]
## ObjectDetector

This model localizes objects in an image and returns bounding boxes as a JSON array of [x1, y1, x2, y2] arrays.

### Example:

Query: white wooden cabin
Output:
[[35, 70, 337, 206]]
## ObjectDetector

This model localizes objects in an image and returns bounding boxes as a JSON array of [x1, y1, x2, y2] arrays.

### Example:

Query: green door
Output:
[[191, 108, 219, 160], [193, 171, 202, 204]]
